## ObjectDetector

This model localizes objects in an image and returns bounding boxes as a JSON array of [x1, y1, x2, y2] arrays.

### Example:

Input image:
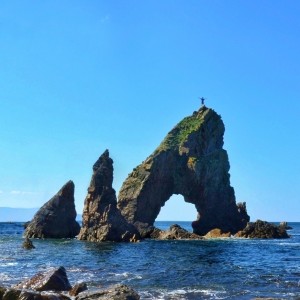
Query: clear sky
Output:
[[0, 1, 299, 221]]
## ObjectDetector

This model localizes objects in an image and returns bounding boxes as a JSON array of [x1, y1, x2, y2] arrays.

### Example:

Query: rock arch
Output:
[[157, 194, 196, 222], [118, 107, 249, 235]]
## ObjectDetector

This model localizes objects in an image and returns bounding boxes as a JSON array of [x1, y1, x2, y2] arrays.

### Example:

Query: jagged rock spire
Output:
[[78, 150, 140, 242]]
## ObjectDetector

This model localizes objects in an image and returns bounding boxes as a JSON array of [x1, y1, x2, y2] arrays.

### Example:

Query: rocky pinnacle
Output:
[[78, 150, 140, 242], [118, 106, 250, 235], [24, 181, 80, 238]]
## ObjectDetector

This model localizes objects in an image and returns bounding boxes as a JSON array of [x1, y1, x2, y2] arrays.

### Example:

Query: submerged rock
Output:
[[118, 106, 249, 235], [24, 181, 80, 239], [78, 150, 140, 242], [14, 266, 72, 292], [235, 220, 290, 239]]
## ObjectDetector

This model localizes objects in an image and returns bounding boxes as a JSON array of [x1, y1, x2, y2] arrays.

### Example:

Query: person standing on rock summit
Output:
[[199, 97, 206, 106]]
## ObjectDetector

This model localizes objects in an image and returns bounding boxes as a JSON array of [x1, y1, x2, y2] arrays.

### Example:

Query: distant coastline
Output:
[[0, 207, 82, 222]]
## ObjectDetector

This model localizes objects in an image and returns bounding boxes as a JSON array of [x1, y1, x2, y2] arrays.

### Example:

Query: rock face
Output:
[[24, 181, 80, 239], [118, 106, 250, 235], [235, 220, 290, 239], [78, 150, 140, 242]]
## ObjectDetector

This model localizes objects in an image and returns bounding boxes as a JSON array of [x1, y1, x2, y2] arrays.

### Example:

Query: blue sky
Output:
[[0, 1, 299, 221]]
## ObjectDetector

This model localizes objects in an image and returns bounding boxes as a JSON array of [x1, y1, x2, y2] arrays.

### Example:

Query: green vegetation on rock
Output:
[[156, 108, 209, 152]]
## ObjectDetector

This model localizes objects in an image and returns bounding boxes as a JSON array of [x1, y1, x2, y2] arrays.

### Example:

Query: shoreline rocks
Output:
[[24, 181, 80, 239], [1, 266, 140, 300], [13, 266, 72, 292]]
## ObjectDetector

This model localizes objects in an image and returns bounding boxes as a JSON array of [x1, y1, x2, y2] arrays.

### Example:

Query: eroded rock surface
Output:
[[205, 228, 231, 238], [78, 150, 140, 242], [118, 107, 250, 235], [14, 266, 71, 291], [24, 181, 80, 239], [235, 220, 290, 239]]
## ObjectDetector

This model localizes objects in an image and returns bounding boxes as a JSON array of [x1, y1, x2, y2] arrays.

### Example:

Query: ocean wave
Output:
[[0, 273, 13, 282], [67, 267, 94, 273], [112, 272, 142, 281], [0, 262, 18, 267], [278, 242, 300, 246], [140, 288, 227, 299]]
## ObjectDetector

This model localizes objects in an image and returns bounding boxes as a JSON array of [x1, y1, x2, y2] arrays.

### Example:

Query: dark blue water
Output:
[[0, 221, 300, 299]]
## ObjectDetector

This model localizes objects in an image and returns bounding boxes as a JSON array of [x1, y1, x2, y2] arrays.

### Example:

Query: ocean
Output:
[[0, 221, 299, 299]]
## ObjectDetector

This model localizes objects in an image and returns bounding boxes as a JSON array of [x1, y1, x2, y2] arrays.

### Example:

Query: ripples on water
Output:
[[0, 221, 300, 299]]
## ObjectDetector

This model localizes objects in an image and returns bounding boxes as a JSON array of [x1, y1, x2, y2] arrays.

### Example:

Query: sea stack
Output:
[[78, 150, 140, 242], [24, 181, 80, 238], [118, 106, 250, 236]]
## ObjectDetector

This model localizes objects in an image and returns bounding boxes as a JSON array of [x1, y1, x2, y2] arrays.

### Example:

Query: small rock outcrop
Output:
[[235, 220, 290, 239], [205, 228, 231, 238], [78, 150, 140, 242], [151, 224, 203, 240], [118, 107, 250, 235], [22, 237, 35, 250], [279, 221, 292, 230], [24, 181, 80, 239], [14, 266, 72, 291]]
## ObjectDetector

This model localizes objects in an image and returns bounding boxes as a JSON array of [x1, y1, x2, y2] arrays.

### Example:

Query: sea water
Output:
[[0, 221, 299, 299]]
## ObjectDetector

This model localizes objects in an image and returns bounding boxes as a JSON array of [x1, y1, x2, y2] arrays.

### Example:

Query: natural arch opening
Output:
[[155, 194, 197, 232]]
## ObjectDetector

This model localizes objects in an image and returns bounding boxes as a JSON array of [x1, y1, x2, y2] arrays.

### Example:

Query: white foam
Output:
[[113, 272, 143, 281], [0, 262, 18, 267], [115, 272, 130, 278], [278, 242, 300, 246], [140, 288, 227, 299], [0, 273, 12, 281]]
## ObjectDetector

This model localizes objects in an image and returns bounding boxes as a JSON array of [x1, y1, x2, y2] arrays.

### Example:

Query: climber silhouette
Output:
[[199, 97, 206, 106]]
